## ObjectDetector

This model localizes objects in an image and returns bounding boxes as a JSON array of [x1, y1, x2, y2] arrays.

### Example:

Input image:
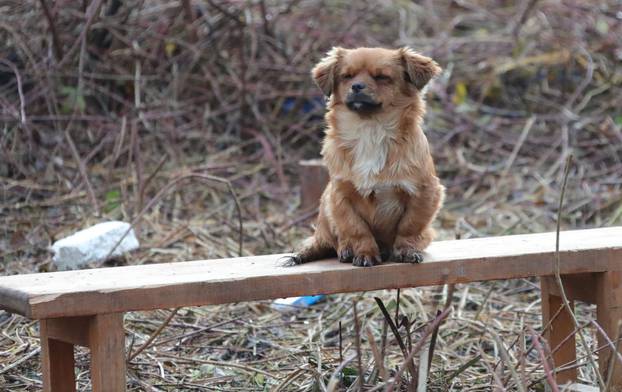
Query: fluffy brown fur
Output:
[[290, 47, 445, 267]]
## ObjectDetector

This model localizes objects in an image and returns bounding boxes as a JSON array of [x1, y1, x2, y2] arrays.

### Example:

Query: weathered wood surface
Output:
[[0, 227, 621, 319]]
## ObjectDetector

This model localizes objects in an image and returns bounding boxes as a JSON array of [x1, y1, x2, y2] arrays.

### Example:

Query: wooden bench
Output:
[[0, 227, 621, 391]]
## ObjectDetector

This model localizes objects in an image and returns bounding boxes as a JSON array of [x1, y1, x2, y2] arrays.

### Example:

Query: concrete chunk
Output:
[[51, 221, 139, 270]]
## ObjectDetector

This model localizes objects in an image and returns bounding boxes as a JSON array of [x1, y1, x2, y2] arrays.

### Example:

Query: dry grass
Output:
[[1, 0, 621, 390]]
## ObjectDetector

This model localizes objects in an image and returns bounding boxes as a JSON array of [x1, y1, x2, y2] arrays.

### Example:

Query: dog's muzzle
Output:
[[346, 93, 382, 114]]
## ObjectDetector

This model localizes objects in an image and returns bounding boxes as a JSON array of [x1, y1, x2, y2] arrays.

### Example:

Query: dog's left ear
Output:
[[399, 47, 442, 90], [312, 47, 344, 97]]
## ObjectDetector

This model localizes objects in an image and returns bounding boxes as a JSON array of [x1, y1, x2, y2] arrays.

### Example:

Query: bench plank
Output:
[[1, 227, 621, 319]]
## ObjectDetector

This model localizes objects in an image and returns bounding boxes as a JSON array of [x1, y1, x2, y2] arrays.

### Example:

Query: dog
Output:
[[290, 47, 445, 267]]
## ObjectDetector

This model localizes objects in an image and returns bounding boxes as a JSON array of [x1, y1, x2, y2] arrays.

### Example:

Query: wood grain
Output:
[[89, 313, 125, 392], [41, 316, 91, 347], [1, 227, 621, 319]]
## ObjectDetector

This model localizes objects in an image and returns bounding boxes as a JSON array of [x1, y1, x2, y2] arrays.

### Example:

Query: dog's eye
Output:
[[341, 74, 353, 80], [374, 74, 391, 81]]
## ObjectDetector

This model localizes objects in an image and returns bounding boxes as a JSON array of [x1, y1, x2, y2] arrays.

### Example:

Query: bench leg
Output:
[[596, 271, 622, 389], [89, 313, 126, 392], [41, 320, 76, 392], [541, 277, 577, 384], [543, 272, 622, 389], [39, 313, 126, 392]]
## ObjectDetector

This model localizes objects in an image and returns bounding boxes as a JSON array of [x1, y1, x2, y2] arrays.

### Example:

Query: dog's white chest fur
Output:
[[339, 118, 395, 193], [331, 112, 419, 199], [350, 122, 390, 180], [339, 117, 418, 197]]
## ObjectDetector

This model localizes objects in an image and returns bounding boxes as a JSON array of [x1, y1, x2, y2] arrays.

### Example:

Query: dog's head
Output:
[[312, 47, 441, 115]]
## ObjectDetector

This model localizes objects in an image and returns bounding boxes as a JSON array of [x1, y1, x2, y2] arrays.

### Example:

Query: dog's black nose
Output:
[[351, 82, 366, 92]]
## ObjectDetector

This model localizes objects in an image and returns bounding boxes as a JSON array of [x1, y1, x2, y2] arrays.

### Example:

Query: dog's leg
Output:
[[332, 181, 381, 267], [393, 178, 444, 263], [284, 204, 336, 266]]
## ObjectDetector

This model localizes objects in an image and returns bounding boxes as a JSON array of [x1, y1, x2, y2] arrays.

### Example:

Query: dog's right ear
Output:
[[399, 47, 441, 90], [312, 47, 344, 97]]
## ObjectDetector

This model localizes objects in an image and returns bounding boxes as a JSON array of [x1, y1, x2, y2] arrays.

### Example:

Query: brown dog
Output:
[[291, 47, 445, 267]]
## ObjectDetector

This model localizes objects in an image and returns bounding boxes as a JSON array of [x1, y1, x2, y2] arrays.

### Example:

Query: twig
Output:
[[127, 307, 181, 362], [0, 348, 40, 374], [427, 309, 442, 379], [366, 326, 387, 382], [489, 329, 526, 392], [395, 288, 401, 326], [353, 300, 364, 391], [326, 355, 356, 392], [553, 154, 605, 388], [150, 318, 238, 347], [444, 354, 482, 384], [477, 346, 506, 391], [374, 297, 418, 385], [527, 326, 559, 392], [156, 352, 280, 380], [64, 130, 101, 216], [387, 307, 451, 392], [136, 155, 168, 216], [274, 366, 310, 392], [37, 0, 63, 60], [511, 0, 539, 38], [501, 116, 535, 177], [57, 0, 104, 67], [339, 320, 343, 363], [591, 320, 622, 392], [130, 122, 145, 212], [0, 59, 27, 125]]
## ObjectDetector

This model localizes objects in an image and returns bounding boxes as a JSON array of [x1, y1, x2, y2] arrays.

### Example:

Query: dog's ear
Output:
[[399, 47, 441, 90], [312, 47, 344, 96]]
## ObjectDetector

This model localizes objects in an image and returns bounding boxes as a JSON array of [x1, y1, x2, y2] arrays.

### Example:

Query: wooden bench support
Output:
[[596, 271, 622, 388], [40, 313, 126, 392], [541, 276, 578, 384], [541, 272, 622, 389], [298, 159, 328, 211], [41, 330, 76, 392]]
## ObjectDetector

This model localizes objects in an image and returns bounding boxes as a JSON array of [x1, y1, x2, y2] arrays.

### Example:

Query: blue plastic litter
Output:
[[280, 96, 325, 115], [271, 295, 326, 311]]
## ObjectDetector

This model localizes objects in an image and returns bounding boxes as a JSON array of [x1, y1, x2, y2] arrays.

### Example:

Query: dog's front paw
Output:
[[392, 247, 424, 264], [338, 246, 354, 263], [340, 238, 381, 267], [352, 254, 381, 267]]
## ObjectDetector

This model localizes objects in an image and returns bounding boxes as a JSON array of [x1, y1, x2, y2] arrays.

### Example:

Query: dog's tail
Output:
[[282, 236, 336, 266]]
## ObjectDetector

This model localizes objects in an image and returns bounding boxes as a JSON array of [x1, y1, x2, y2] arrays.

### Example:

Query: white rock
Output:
[[51, 221, 139, 270]]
